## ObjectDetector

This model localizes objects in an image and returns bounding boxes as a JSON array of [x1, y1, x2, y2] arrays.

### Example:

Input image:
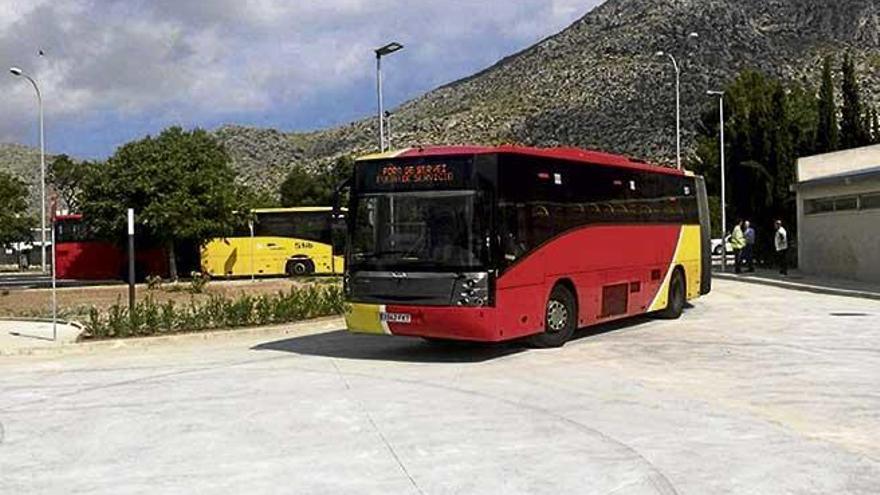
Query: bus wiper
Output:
[[354, 250, 408, 260]]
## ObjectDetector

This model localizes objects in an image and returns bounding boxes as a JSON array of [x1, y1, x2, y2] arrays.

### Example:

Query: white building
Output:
[[795, 144, 880, 283]]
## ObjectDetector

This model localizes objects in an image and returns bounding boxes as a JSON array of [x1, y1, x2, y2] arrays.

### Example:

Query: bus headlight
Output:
[[455, 273, 489, 307]]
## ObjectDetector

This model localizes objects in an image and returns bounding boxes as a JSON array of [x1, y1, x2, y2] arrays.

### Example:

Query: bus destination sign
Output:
[[358, 158, 473, 191], [376, 163, 456, 186]]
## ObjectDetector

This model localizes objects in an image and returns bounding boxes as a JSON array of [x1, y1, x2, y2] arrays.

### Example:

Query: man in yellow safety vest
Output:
[[730, 220, 747, 274]]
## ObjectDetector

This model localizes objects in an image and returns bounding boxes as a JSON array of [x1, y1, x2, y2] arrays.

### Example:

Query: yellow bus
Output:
[[201, 207, 345, 277]]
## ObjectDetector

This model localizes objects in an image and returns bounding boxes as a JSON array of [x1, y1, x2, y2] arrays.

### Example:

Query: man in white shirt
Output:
[[774, 220, 789, 276]]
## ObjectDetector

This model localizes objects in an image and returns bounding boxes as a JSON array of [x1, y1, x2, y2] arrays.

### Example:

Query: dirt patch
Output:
[[0, 277, 339, 321]]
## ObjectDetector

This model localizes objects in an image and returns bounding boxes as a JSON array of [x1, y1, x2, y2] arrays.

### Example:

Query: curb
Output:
[[0, 316, 345, 358], [0, 317, 84, 329], [714, 272, 880, 301]]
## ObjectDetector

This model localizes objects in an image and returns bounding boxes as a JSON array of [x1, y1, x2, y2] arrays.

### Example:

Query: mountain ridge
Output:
[[3, 0, 879, 200], [214, 0, 880, 191]]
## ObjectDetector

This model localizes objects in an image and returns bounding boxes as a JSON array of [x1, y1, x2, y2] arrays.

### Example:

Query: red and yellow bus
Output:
[[343, 145, 711, 347], [54, 214, 167, 280]]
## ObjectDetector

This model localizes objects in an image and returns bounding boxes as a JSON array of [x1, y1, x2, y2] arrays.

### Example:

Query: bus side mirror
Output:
[[331, 218, 347, 253], [332, 177, 351, 220]]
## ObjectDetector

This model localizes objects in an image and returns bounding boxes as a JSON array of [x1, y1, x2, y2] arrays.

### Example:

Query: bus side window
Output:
[[499, 202, 528, 263], [529, 203, 554, 248]]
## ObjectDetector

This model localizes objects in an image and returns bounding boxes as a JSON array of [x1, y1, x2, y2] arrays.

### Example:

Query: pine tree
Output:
[[840, 53, 869, 149], [816, 56, 838, 153], [769, 83, 794, 215], [863, 109, 874, 145], [871, 108, 880, 144]]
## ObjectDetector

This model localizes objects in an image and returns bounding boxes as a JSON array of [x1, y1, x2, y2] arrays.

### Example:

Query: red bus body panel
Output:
[[380, 225, 682, 341], [53, 214, 168, 280], [55, 241, 126, 280]]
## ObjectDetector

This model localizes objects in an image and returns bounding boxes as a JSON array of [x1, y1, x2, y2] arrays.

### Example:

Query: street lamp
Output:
[[10, 66, 47, 273], [656, 32, 698, 170], [375, 42, 404, 153], [708, 90, 727, 272], [384, 111, 393, 150]]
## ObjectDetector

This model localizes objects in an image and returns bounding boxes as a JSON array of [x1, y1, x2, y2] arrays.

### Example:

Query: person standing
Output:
[[730, 220, 747, 274], [774, 220, 789, 276], [743, 220, 756, 273]]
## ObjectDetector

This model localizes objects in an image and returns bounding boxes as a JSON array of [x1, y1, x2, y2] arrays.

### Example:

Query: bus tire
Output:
[[656, 268, 685, 319], [528, 284, 577, 348], [286, 259, 314, 277]]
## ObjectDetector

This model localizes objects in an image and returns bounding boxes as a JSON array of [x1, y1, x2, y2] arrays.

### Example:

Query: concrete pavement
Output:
[[0, 279, 879, 494], [0, 319, 83, 353]]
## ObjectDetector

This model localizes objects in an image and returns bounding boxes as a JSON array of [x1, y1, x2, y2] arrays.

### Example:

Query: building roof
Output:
[[797, 144, 880, 182], [796, 164, 880, 189], [357, 145, 686, 177]]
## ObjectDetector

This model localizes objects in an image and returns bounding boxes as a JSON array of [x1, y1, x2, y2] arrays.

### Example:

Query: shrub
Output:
[[189, 271, 211, 294], [145, 275, 163, 291], [82, 283, 346, 340]]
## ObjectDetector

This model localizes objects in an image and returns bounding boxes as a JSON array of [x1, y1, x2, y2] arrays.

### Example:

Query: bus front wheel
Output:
[[656, 269, 685, 319], [528, 284, 577, 348], [286, 259, 314, 277]]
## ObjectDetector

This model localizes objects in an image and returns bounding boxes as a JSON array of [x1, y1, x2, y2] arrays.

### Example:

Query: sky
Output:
[[0, 0, 602, 159]]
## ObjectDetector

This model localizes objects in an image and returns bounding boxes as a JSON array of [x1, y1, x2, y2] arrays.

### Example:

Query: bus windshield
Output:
[[350, 190, 488, 272], [55, 218, 94, 243]]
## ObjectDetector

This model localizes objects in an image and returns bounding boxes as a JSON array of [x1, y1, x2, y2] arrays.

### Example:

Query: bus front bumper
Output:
[[345, 303, 503, 342]]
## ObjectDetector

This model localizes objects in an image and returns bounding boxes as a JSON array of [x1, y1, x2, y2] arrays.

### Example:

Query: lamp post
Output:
[[708, 90, 727, 272], [375, 42, 404, 153], [384, 111, 393, 150], [655, 32, 698, 170], [10, 67, 47, 272]]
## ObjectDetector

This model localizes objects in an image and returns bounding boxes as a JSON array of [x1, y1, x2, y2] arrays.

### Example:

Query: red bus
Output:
[[342, 145, 711, 347], [54, 214, 167, 280]]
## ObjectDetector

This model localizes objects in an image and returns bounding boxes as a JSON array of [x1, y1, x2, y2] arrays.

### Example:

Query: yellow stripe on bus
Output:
[[345, 303, 390, 335], [649, 225, 704, 312]]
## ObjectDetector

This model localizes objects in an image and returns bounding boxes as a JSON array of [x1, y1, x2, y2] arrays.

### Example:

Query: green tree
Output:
[[788, 83, 820, 156], [816, 56, 838, 153], [693, 70, 818, 257], [840, 53, 870, 149], [872, 108, 880, 144], [279, 155, 355, 207], [863, 109, 874, 145], [279, 166, 327, 207], [0, 171, 34, 247], [80, 127, 244, 279], [237, 184, 280, 210], [48, 154, 98, 212], [322, 154, 355, 205]]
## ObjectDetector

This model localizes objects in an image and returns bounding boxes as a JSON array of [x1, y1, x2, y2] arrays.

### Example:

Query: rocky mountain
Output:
[[217, 0, 880, 191], [4, 0, 879, 199]]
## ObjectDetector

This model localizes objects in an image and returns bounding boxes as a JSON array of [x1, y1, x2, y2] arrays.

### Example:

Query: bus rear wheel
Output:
[[286, 259, 314, 277], [528, 284, 577, 348], [656, 269, 685, 319]]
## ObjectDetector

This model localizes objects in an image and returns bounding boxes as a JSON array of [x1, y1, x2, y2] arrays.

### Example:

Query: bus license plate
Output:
[[381, 312, 412, 324]]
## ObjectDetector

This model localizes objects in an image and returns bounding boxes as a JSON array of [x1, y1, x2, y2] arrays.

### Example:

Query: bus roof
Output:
[[357, 145, 687, 177], [253, 207, 335, 214]]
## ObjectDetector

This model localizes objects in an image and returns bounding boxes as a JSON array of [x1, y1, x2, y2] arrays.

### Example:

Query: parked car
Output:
[[712, 235, 733, 256]]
